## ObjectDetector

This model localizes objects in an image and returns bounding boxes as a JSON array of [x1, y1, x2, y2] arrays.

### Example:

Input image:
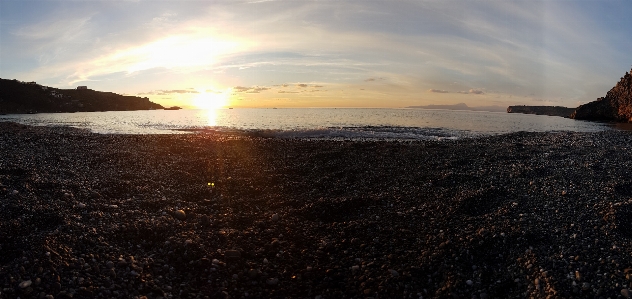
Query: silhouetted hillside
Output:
[[0, 79, 163, 114]]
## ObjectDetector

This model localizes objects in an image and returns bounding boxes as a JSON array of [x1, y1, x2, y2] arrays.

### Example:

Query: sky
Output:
[[1, 0, 632, 109]]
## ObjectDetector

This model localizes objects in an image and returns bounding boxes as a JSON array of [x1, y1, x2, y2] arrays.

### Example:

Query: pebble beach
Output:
[[3, 122, 632, 299]]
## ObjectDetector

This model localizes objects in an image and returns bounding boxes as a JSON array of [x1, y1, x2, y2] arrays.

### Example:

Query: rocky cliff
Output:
[[0, 78, 164, 114], [407, 103, 506, 112], [571, 69, 632, 121], [507, 106, 576, 118]]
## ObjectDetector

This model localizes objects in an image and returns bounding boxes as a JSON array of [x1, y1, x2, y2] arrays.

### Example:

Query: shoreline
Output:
[[2, 122, 632, 298]]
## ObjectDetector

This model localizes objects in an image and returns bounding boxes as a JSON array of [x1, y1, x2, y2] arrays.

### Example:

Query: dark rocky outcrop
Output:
[[407, 103, 506, 112], [506, 105, 576, 118], [0, 78, 164, 114], [572, 68, 632, 121]]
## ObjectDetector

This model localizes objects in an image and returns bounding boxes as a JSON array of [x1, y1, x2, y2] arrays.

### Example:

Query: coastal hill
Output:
[[572, 68, 632, 121], [506, 105, 576, 118], [0, 78, 164, 114], [407, 103, 506, 112]]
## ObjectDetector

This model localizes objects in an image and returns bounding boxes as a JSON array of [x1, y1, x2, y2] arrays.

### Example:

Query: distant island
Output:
[[506, 105, 576, 118], [0, 78, 164, 114], [407, 103, 506, 112]]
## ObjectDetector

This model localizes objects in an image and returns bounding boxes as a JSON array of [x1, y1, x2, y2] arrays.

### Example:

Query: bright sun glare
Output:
[[192, 90, 230, 109]]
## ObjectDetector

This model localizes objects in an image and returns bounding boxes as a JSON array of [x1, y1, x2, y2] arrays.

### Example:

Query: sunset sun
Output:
[[192, 90, 230, 109]]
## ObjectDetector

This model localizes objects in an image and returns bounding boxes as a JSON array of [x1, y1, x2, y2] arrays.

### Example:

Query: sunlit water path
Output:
[[0, 108, 613, 140]]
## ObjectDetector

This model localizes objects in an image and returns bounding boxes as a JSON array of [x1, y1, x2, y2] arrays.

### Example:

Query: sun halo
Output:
[[192, 91, 230, 109]]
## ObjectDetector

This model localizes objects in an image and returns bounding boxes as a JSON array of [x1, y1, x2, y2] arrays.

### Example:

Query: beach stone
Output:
[[11, 190, 18, 195], [466, 280, 473, 286], [174, 209, 186, 220], [248, 268, 260, 278], [622, 289, 631, 298], [19, 280, 32, 288], [271, 213, 279, 221], [266, 278, 279, 285], [225, 250, 241, 259]]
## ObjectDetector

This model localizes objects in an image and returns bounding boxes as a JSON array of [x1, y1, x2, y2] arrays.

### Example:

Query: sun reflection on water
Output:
[[206, 108, 218, 127]]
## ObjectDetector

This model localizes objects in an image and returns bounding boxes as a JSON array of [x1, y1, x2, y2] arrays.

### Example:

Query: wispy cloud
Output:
[[428, 89, 449, 93], [234, 86, 250, 92], [138, 89, 200, 95], [234, 86, 270, 93]]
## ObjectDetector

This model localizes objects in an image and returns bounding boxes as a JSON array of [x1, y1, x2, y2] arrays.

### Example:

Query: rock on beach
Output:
[[173, 209, 186, 220], [3, 122, 632, 298]]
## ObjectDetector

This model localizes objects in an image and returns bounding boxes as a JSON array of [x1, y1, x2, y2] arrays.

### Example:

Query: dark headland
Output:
[[506, 106, 576, 118], [3, 122, 632, 298], [0, 79, 164, 114], [572, 69, 632, 122], [509, 67, 632, 122], [408, 103, 506, 113]]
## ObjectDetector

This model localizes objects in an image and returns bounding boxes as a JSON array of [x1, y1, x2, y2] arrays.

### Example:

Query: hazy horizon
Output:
[[1, 1, 631, 109]]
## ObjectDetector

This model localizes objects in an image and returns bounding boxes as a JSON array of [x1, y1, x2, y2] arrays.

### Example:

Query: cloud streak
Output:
[[428, 89, 449, 93]]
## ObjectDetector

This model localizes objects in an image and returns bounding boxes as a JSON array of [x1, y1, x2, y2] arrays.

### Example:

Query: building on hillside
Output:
[[77, 86, 88, 90]]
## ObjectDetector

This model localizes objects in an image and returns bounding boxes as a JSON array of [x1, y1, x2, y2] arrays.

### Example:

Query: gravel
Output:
[[2, 121, 632, 298]]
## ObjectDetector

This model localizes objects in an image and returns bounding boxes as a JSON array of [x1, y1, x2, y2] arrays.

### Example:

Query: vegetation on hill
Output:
[[0, 79, 163, 114]]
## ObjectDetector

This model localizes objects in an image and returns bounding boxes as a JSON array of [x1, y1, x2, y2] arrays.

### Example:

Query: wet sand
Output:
[[2, 122, 632, 298]]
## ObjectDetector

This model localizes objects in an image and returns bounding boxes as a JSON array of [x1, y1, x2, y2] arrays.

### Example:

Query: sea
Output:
[[0, 108, 617, 140]]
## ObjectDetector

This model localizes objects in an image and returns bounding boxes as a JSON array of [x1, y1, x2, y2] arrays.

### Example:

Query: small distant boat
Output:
[[164, 106, 182, 110], [228, 107, 233, 109]]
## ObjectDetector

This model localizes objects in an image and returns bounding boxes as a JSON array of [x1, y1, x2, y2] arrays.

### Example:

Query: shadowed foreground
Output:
[[2, 122, 632, 299]]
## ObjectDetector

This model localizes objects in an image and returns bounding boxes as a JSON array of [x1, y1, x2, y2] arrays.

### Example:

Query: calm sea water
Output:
[[0, 108, 613, 140]]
